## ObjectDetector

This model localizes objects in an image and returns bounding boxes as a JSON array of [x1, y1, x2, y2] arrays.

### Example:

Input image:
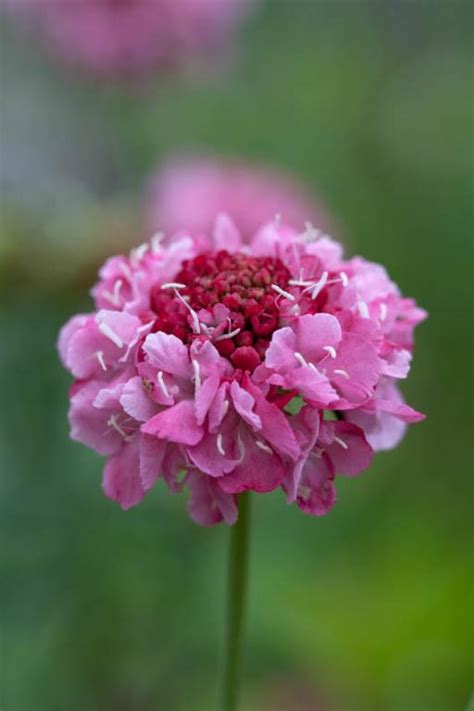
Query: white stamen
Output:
[[221, 399, 230, 420], [112, 279, 123, 304], [358, 300, 370, 319], [215, 327, 241, 342], [216, 434, 226, 456], [199, 322, 213, 337], [273, 213, 282, 226], [379, 303, 388, 322], [333, 436, 348, 450], [271, 284, 295, 301], [96, 351, 107, 372], [192, 360, 201, 392], [108, 414, 132, 442], [236, 435, 246, 463], [323, 345, 337, 359], [308, 362, 318, 372], [255, 440, 273, 455], [119, 262, 133, 281], [98, 322, 123, 348], [161, 282, 187, 290], [334, 368, 350, 379], [131, 243, 148, 264], [151, 232, 164, 252], [294, 352, 308, 367], [340, 271, 349, 287], [288, 278, 314, 287], [298, 484, 311, 501], [174, 289, 201, 333], [311, 271, 328, 299], [157, 371, 169, 398], [302, 221, 321, 242]]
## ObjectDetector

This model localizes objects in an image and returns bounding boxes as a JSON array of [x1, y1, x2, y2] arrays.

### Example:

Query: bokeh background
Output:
[[1, 1, 473, 710]]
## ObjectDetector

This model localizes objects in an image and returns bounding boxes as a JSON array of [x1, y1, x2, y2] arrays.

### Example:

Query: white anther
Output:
[[298, 484, 311, 501], [173, 288, 201, 333], [217, 434, 226, 456], [302, 221, 321, 242], [311, 271, 328, 299], [379, 303, 388, 322], [221, 399, 230, 420], [357, 300, 370, 319], [157, 371, 169, 398], [255, 440, 273, 455], [215, 327, 241, 342], [288, 278, 314, 287], [294, 352, 308, 367], [98, 322, 123, 348], [199, 322, 213, 337], [112, 279, 123, 304], [333, 368, 350, 379], [339, 271, 349, 287], [131, 243, 148, 264], [271, 284, 295, 301], [161, 282, 187, 290], [108, 414, 132, 442], [333, 436, 348, 450], [236, 435, 246, 463], [96, 351, 107, 372], [323, 345, 337, 359], [151, 232, 164, 252], [192, 360, 201, 393], [119, 262, 133, 281]]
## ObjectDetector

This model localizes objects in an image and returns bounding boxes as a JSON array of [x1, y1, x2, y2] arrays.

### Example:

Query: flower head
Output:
[[2, 0, 254, 79], [147, 155, 335, 242], [58, 216, 427, 525]]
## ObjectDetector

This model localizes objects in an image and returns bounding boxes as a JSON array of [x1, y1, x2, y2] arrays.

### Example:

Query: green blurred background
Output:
[[1, 2, 473, 710]]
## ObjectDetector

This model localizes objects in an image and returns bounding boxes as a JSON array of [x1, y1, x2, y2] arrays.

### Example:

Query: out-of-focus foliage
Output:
[[0, 1, 472, 710]]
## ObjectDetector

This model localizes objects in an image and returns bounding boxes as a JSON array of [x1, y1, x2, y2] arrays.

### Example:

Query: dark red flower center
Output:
[[150, 250, 291, 370]]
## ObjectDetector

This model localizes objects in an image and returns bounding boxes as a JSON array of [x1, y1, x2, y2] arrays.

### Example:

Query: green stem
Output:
[[220, 493, 251, 711]]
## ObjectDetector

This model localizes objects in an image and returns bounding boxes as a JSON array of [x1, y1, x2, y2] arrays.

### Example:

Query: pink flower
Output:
[[2, 0, 254, 79], [146, 156, 336, 242], [58, 215, 427, 525]]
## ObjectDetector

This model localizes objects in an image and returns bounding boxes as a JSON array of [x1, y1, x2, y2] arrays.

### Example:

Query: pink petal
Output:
[[139, 434, 168, 491], [230, 381, 262, 430], [323, 421, 374, 477], [187, 472, 238, 527], [265, 327, 296, 370], [295, 313, 342, 363], [213, 212, 242, 253], [219, 429, 288, 494], [141, 400, 203, 446], [102, 439, 145, 510], [120, 376, 157, 422], [296, 453, 336, 516], [143, 332, 191, 379]]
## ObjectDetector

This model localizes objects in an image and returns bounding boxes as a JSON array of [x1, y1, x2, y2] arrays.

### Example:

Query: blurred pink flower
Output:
[[2, 0, 254, 79], [58, 215, 426, 525], [146, 156, 336, 241]]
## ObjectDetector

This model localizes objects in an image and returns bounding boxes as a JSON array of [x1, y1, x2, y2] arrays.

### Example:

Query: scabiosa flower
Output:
[[2, 0, 254, 79], [146, 155, 336, 242], [58, 215, 426, 525]]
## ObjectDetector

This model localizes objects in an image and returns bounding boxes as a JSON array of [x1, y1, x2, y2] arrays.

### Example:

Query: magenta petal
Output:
[[296, 453, 336, 516], [219, 430, 288, 494], [187, 472, 237, 527], [139, 434, 168, 491], [102, 439, 145, 510], [213, 212, 242, 253], [143, 331, 191, 379], [230, 381, 262, 431], [141, 400, 203, 446], [296, 313, 342, 363], [325, 422, 374, 477]]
